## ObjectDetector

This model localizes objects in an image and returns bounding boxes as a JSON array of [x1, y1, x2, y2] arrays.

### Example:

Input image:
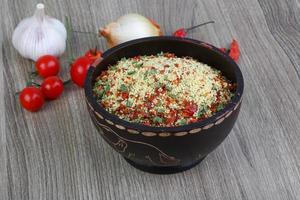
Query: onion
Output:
[[99, 13, 163, 47]]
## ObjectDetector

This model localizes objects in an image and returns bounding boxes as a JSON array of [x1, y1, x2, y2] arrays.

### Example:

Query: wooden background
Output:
[[2, 0, 300, 199]]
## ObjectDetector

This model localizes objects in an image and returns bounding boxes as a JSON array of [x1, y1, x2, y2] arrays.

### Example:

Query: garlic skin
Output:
[[12, 3, 67, 61], [99, 13, 163, 48]]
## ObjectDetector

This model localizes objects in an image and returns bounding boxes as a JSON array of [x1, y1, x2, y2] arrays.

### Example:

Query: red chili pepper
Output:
[[143, 121, 151, 126], [188, 118, 198, 123], [173, 28, 187, 38], [182, 101, 198, 117], [133, 55, 141, 60], [219, 39, 240, 62], [121, 92, 129, 99], [164, 53, 176, 58], [228, 39, 240, 62], [173, 21, 214, 38], [165, 110, 178, 125]]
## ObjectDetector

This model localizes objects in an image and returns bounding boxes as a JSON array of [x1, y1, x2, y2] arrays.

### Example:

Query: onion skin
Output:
[[99, 13, 163, 47]]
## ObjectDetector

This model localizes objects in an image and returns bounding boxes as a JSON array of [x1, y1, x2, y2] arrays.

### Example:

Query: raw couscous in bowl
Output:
[[84, 36, 244, 174]]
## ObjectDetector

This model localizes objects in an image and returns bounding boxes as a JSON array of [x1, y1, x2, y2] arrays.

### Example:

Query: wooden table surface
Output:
[[2, 0, 300, 199]]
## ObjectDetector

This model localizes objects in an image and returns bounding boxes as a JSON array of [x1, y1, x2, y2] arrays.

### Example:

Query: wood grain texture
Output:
[[2, 0, 300, 199]]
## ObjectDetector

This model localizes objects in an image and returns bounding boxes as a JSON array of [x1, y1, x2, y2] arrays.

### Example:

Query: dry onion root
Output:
[[99, 13, 163, 47]]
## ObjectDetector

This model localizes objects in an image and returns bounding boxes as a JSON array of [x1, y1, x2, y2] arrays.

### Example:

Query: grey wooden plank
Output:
[[2, 0, 300, 199], [1, 6, 8, 199], [258, 0, 300, 78]]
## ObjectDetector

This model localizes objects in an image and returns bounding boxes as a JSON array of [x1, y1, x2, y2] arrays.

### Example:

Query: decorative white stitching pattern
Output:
[[141, 132, 157, 137], [175, 132, 189, 136], [202, 123, 214, 130], [215, 117, 225, 125], [95, 111, 104, 119], [159, 132, 171, 137], [127, 129, 139, 134], [115, 124, 126, 130], [225, 110, 233, 118], [105, 119, 114, 125], [87, 98, 240, 137], [189, 128, 202, 134]]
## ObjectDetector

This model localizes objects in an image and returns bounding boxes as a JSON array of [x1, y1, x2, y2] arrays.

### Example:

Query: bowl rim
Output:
[[84, 36, 244, 133]]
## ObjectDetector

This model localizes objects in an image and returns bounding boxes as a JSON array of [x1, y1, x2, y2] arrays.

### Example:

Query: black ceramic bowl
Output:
[[84, 36, 244, 174]]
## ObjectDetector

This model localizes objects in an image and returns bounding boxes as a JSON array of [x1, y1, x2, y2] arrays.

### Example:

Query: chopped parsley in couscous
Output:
[[93, 53, 236, 127]]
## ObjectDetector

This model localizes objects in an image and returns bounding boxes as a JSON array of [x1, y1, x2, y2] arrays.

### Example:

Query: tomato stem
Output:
[[63, 79, 72, 85], [29, 71, 38, 79], [68, 57, 75, 65], [27, 81, 41, 87]]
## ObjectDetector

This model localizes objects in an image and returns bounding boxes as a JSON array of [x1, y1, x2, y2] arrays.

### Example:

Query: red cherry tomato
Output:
[[19, 87, 45, 112], [35, 55, 60, 78], [70, 56, 91, 87], [84, 48, 102, 63], [41, 76, 64, 100]]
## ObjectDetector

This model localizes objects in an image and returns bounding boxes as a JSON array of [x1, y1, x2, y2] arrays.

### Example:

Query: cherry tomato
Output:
[[84, 48, 102, 63], [19, 87, 45, 112], [70, 56, 91, 87], [35, 55, 60, 78], [41, 76, 64, 100]]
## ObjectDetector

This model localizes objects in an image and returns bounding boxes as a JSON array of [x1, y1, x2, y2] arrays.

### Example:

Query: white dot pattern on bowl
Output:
[[141, 132, 157, 137], [203, 123, 214, 130], [87, 102, 94, 111], [225, 110, 233, 118], [215, 117, 225, 125], [159, 132, 171, 137], [87, 98, 242, 137], [105, 119, 114, 125], [175, 132, 189, 136], [115, 124, 126, 130], [189, 128, 202, 134], [127, 129, 140, 134], [95, 112, 104, 119]]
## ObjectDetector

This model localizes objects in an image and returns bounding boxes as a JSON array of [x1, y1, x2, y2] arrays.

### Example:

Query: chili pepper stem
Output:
[[186, 20, 215, 32], [93, 45, 98, 56]]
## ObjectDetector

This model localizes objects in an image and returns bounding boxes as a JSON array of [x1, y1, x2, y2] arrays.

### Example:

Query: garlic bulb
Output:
[[99, 13, 163, 47], [12, 3, 67, 61]]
